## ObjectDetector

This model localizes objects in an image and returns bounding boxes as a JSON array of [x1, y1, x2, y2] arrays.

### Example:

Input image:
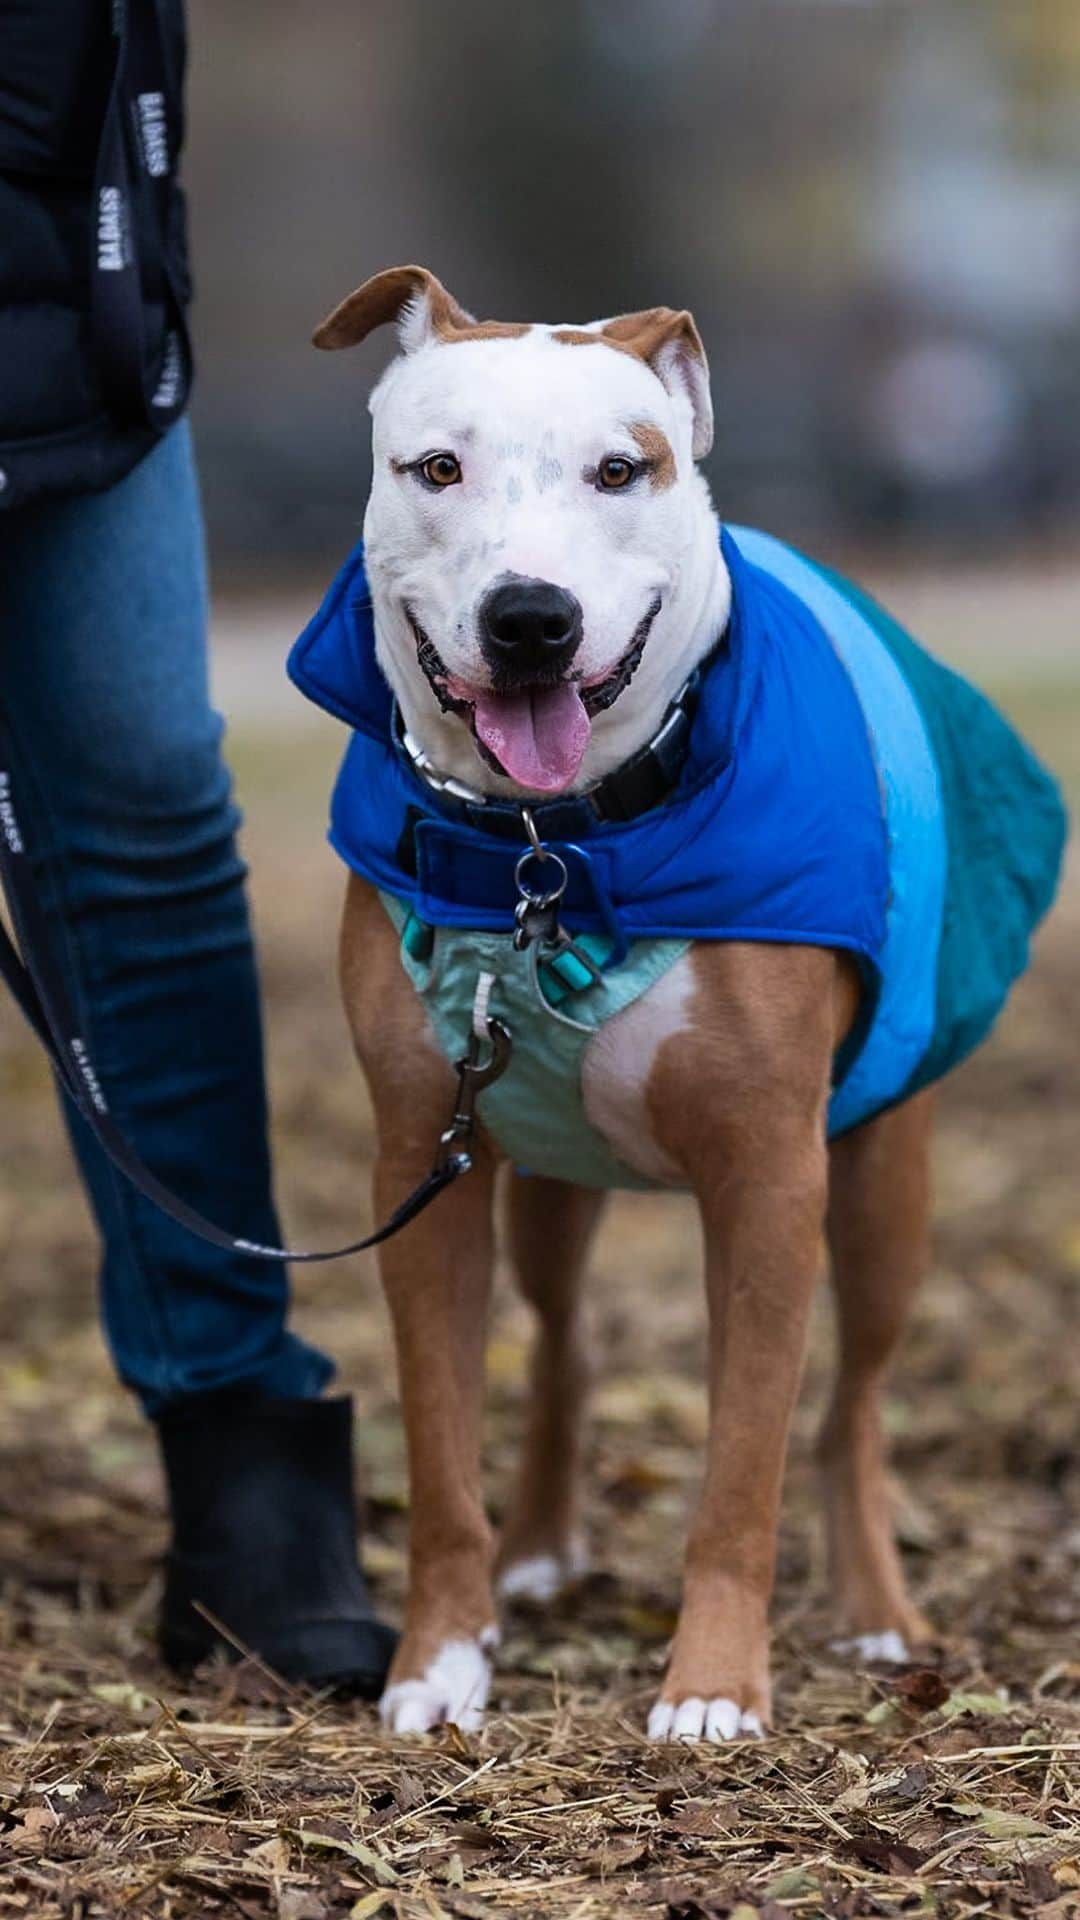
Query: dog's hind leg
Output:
[[496, 1176, 605, 1603], [819, 1089, 935, 1661]]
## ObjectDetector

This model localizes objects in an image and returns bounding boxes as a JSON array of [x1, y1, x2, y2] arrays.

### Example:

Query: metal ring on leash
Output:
[[514, 846, 568, 909]]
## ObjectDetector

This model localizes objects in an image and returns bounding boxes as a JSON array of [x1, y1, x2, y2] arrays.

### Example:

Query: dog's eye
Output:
[[420, 452, 462, 488], [596, 456, 637, 491]]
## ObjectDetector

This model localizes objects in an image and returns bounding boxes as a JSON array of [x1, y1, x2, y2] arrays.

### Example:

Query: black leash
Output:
[[0, 724, 510, 1263], [91, 0, 193, 431]]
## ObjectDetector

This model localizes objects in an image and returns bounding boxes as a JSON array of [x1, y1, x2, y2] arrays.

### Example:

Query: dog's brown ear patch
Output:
[[600, 306, 702, 362], [313, 266, 470, 349], [313, 265, 530, 352], [602, 307, 713, 460]]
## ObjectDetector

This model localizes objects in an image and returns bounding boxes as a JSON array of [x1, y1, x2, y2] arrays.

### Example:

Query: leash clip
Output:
[[435, 1016, 513, 1171], [512, 810, 602, 985]]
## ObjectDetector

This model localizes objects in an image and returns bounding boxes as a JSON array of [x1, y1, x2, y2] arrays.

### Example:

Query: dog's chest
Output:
[[580, 954, 695, 1182], [381, 893, 695, 1189]]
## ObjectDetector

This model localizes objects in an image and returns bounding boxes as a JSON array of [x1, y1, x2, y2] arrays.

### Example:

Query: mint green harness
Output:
[[381, 894, 690, 1189]]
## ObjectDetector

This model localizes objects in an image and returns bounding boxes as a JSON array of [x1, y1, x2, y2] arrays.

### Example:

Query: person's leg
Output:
[[0, 421, 328, 1410], [0, 425, 394, 1688]]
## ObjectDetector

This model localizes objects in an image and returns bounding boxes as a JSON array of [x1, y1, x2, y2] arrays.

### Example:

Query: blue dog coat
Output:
[[288, 526, 1066, 1178]]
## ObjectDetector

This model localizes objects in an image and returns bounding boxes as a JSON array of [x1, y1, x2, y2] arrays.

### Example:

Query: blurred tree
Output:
[[184, 0, 1080, 567]]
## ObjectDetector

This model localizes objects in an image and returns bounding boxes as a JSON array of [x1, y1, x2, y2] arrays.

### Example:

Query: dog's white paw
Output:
[[647, 1695, 765, 1743], [379, 1630, 497, 1735], [831, 1629, 909, 1665], [497, 1543, 587, 1603]]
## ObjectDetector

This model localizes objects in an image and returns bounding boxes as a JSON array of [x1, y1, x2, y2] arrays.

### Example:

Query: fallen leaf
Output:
[[864, 1699, 897, 1725], [349, 1897, 395, 1920], [451, 1822, 498, 1854], [583, 1838, 651, 1874], [443, 1896, 498, 1920], [286, 1824, 399, 1886], [889, 1668, 950, 1712], [394, 1768, 427, 1811], [764, 1865, 820, 1899], [6, 1805, 60, 1849], [619, 1603, 679, 1640], [671, 1804, 736, 1838], [248, 1835, 290, 1875], [91, 1680, 152, 1713], [359, 1538, 407, 1578], [485, 1336, 527, 1386], [891, 1763, 931, 1802], [605, 1457, 674, 1500], [939, 1690, 1011, 1719], [953, 1802, 1053, 1839], [850, 1833, 928, 1874], [1024, 1864, 1060, 1905], [832, 1780, 872, 1813], [277, 1894, 327, 1920]]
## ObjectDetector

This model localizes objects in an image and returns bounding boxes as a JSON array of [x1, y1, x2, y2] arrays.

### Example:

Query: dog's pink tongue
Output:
[[473, 683, 591, 792]]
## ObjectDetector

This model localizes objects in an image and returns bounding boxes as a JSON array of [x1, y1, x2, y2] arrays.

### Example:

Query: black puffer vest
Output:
[[0, 0, 193, 512]]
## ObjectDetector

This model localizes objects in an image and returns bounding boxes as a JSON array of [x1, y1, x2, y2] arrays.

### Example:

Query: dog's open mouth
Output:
[[407, 598, 661, 793]]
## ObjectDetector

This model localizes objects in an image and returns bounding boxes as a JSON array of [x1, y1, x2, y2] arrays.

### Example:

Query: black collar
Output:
[[395, 645, 719, 844]]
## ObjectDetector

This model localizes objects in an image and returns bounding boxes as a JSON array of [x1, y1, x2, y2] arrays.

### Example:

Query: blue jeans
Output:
[[0, 423, 333, 1414]]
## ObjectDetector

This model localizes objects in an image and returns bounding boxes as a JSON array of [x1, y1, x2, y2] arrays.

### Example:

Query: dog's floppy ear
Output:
[[313, 265, 477, 353], [600, 307, 713, 459]]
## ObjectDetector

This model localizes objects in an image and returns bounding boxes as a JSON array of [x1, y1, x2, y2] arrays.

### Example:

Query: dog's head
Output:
[[316, 265, 727, 796]]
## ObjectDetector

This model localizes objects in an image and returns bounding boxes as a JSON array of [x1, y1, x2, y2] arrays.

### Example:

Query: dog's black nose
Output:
[[479, 578, 583, 679]]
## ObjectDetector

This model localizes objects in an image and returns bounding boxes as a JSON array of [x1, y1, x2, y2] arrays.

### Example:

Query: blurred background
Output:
[[185, 0, 1080, 570], [1, 10, 1079, 1905]]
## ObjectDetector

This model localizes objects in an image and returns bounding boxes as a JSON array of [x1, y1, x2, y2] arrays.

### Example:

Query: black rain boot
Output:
[[156, 1392, 397, 1694]]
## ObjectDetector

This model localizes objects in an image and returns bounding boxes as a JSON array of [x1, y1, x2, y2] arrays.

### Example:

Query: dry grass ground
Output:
[[0, 568, 1078, 1918]]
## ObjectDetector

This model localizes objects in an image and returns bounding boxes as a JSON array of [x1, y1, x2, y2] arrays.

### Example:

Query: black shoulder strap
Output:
[[0, 715, 465, 1264], [91, 0, 193, 431]]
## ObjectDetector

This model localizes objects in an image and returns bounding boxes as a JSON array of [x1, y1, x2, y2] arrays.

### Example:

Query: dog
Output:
[[290, 265, 1066, 1741]]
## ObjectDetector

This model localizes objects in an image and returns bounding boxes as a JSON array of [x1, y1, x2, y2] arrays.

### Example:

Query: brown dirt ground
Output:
[[0, 656, 1077, 1918]]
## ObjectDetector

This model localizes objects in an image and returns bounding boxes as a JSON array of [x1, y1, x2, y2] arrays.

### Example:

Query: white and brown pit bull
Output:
[[294, 264, 1063, 1741]]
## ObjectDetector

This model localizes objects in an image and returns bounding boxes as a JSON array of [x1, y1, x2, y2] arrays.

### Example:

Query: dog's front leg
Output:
[[375, 1138, 498, 1733], [646, 946, 835, 1741], [340, 876, 499, 1734]]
